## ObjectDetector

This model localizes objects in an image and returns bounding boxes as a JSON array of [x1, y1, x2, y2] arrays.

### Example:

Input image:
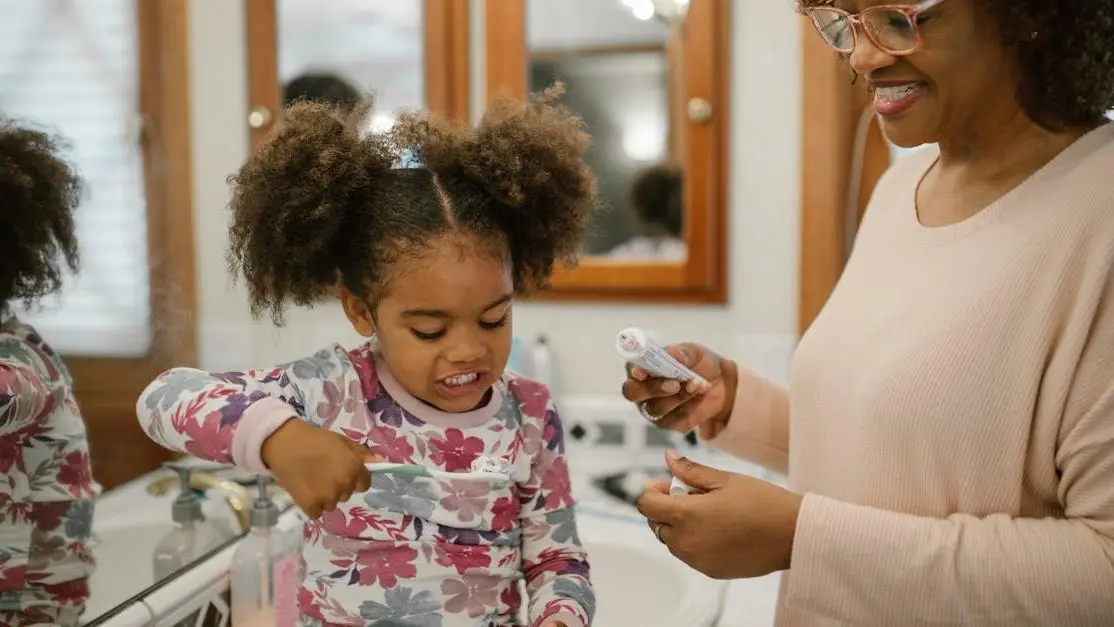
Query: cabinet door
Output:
[[244, 0, 470, 153]]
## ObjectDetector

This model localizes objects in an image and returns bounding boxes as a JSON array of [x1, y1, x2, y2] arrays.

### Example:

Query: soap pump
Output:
[[152, 463, 227, 581], [231, 475, 301, 627]]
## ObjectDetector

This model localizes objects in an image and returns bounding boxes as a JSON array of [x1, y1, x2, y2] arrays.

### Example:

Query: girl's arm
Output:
[[0, 338, 56, 436], [512, 379, 594, 627], [136, 344, 358, 472]]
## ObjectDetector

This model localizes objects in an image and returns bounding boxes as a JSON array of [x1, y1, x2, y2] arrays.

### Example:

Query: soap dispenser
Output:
[[231, 475, 301, 627], [152, 464, 228, 581]]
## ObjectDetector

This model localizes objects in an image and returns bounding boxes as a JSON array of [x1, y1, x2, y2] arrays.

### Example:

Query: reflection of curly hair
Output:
[[631, 164, 683, 238], [228, 84, 596, 324], [798, 0, 1114, 130], [0, 119, 82, 309], [282, 72, 361, 112]]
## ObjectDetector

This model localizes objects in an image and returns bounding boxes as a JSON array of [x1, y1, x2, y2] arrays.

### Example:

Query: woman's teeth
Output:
[[443, 372, 478, 386], [876, 83, 923, 102]]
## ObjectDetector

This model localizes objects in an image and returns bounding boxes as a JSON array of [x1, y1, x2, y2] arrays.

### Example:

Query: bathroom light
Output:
[[619, 0, 689, 24], [619, 0, 656, 21], [650, 0, 689, 23], [622, 117, 667, 162], [366, 112, 395, 133]]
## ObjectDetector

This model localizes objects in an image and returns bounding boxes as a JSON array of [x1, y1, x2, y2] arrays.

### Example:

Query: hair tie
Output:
[[396, 148, 422, 169]]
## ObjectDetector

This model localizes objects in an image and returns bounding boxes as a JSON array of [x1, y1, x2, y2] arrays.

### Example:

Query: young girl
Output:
[[0, 118, 98, 626], [137, 87, 597, 627]]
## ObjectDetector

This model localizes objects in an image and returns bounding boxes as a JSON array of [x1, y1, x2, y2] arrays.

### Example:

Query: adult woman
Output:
[[623, 0, 1114, 625]]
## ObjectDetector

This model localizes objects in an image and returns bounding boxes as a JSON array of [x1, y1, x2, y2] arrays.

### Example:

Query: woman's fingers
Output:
[[622, 376, 690, 404], [646, 394, 704, 431]]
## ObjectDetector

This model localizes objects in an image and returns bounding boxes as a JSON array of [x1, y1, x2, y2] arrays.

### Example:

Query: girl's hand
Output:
[[620, 343, 738, 438], [260, 419, 381, 518]]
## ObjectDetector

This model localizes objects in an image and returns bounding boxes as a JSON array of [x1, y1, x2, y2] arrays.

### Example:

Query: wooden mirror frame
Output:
[[799, 23, 891, 335], [484, 0, 730, 303], [244, 0, 471, 153]]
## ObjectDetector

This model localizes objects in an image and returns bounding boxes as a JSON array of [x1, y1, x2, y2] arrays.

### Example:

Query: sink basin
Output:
[[585, 542, 697, 625], [576, 506, 725, 626], [84, 521, 166, 620], [84, 511, 240, 623]]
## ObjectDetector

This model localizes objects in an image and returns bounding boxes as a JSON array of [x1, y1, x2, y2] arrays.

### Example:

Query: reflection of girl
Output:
[[606, 165, 685, 261], [0, 119, 98, 627], [138, 88, 596, 627]]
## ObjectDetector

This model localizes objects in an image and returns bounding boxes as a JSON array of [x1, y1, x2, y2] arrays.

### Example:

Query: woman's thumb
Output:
[[665, 449, 726, 491]]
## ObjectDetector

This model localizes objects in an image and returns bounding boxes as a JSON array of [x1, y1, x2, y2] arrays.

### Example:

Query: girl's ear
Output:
[[338, 286, 376, 337]]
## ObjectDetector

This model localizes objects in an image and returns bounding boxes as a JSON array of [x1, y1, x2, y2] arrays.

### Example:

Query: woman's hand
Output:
[[261, 419, 381, 519], [621, 343, 738, 437], [637, 450, 802, 580]]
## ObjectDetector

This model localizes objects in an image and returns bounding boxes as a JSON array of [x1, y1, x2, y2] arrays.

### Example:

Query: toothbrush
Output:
[[364, 462, 434, 478], [365, 462, 512, 486]]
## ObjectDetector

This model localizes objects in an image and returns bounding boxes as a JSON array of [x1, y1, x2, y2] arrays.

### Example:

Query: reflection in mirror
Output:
[[485, 0, 727, 301], [527, 0, 686, 262], [277, 0, 425, 128], [0, 1, 195, 625]]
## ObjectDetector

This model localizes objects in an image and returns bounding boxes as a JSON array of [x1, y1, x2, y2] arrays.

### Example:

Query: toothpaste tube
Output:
[[616, 327, 708, 387], [470, 455, 511, 476], [669, 476, 698, 495]]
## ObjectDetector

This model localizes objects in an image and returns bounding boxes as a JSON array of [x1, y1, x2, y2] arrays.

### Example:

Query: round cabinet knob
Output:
[[247, 106, 273, 129], [687, 97, 713, 124]]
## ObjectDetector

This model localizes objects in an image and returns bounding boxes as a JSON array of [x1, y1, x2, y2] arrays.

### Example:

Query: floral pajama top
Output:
[[0, 319, 98, 627], [137, 342, 595, 627]]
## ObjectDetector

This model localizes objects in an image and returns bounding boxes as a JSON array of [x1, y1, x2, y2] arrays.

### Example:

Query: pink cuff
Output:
[[537, 612, 584, 627], [229, 396, 301, 474]]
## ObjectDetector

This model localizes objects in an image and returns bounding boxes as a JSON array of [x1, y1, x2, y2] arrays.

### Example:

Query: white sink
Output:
[[576, 506, 725, 626], [82, 473, 244, 624], [84, 521, 165, 621]]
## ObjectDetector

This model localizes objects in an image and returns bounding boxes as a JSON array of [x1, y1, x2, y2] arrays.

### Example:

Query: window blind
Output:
[[0, 0, 151, 357]]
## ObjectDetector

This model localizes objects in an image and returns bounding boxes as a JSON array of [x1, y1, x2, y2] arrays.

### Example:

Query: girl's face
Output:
[[839, 0, 1021, 149], [342, 235, 514, 413]]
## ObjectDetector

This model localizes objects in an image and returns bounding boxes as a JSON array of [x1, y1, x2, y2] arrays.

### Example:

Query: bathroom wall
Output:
[[187, 0, 802, 394]]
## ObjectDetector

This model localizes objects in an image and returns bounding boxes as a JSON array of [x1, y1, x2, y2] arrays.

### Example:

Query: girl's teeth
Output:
[[444, 373, 478, 386], [877, 84, 922, 102]]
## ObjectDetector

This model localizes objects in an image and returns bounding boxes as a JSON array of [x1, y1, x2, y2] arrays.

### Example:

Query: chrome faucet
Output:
[[146, 463, 254, 533]]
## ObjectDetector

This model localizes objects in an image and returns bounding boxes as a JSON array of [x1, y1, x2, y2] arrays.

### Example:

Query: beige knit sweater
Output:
[[710, 123, 1114, 626]]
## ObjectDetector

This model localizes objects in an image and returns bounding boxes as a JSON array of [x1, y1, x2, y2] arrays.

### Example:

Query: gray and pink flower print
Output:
[[0, 320, 97, 627], [137, 342, 594, 626]]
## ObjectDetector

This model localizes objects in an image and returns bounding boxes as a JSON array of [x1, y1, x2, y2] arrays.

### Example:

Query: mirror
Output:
[[485, 0, 729, 302], [528, 12, 680, 260], [245, 0, 469, 152]]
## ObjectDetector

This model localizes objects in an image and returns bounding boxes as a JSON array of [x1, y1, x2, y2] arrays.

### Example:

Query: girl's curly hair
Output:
[[227, 84, 596, 325], [799, 0, 1114, 130], [0, 119, 82, 310]]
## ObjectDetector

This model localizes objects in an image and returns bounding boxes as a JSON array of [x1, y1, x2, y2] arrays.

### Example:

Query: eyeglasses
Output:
[[806, 0, 945, 56]]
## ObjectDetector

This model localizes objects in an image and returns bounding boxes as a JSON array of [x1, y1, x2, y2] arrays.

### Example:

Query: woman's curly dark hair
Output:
[[799, 0, 1114, 130], [227, 84, 596, 325], [0, 119, 82, 310]]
